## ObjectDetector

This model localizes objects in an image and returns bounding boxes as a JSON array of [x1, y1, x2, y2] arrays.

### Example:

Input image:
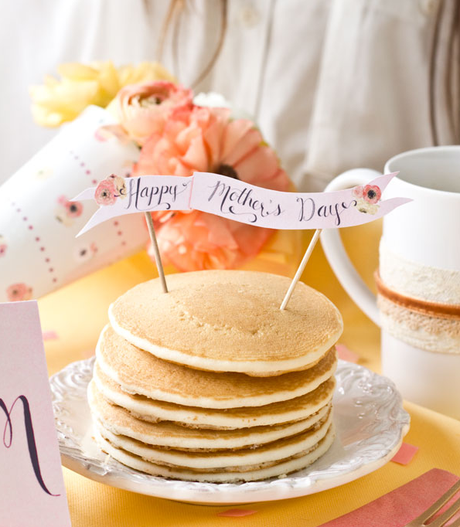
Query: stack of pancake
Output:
[[89, 270, 343, 483]]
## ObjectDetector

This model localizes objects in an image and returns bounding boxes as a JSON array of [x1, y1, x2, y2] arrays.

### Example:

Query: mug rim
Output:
[[385, 145, 460, 197]]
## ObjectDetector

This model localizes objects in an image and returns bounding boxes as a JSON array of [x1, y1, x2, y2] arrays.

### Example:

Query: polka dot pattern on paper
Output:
[[9, 199, 58, 285]]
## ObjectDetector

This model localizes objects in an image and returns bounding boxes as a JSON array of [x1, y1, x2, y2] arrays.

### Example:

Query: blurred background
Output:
[[2, 0, 458, 190]]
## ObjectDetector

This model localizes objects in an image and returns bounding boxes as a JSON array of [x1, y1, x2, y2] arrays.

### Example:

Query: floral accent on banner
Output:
[[0, 235, 7, 257], [354, 198, 379, 215], [55, 196, 83, 226], [353, 184, 382, 215], [110, 174, 127, 199], [95, 175, 127, 206], [363, 185, 382, 203], [135, 105, 289, 271], [6, 283, 33, 302], [94, 179, 117, 206]]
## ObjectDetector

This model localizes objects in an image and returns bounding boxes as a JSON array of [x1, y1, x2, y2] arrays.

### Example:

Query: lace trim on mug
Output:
[[375, 271, 460, 320]]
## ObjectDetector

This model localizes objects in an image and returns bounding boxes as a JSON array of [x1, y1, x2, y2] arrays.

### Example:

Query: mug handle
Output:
[[320, 168, 382, 327]]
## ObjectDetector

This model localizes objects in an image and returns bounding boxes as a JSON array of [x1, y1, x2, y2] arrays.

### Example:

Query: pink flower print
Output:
[[56, 196, 83, 226], [58, 195, 83, 216], [0, 235, 7, 257], [74, 242, 98, 263], [363, 185, 381, 204], [95, 178, 118, 206], [352, 185, 364, 199], [94, 127, 109, 142], [66, 200, 83, 218], [55, 204, 72, 226], [7, 283, 33, 302]]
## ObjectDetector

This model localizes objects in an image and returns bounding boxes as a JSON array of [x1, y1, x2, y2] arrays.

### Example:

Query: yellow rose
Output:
[[30, 61, 175, 127]]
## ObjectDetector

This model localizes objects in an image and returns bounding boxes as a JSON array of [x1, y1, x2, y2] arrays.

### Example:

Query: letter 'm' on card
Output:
[[0, 301, 71, 527]]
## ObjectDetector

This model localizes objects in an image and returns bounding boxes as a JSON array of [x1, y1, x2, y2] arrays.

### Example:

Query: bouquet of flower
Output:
[[0, 61, 302, 302], [100, 81, 297, 271]]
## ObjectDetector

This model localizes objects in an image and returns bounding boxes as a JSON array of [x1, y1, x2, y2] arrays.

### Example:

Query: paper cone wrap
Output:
[[0, 106, 148, 302]]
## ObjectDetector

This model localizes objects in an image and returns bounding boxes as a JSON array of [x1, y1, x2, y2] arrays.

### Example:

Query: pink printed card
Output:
[[0, 301, 71, 527]]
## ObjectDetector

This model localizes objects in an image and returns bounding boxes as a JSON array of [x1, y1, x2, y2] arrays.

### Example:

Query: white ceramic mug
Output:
[[321, 146, 460, 419]]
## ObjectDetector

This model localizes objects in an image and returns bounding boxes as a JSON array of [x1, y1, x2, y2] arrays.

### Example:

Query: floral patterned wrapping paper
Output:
[[0, 106, 148, 302]]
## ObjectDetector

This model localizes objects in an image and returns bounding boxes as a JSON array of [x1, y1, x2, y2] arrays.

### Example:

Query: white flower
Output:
[[193, 92, 254, 121], [355, 198, 379, 215]]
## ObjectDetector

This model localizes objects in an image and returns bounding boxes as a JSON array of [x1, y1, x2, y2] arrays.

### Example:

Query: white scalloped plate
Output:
[[50, 358, 410, 504]]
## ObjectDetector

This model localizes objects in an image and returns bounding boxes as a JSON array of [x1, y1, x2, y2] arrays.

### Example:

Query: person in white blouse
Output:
[[1, 0, 458, 191]]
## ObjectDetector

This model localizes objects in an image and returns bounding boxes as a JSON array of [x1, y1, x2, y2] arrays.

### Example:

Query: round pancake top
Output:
[[109, 270, 343, 363]]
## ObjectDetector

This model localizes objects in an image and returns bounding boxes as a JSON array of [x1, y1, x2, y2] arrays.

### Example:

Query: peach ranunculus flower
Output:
[[94, 178, 118, 206], [30, 61, 175, 127], [105, 81, 194, 145], [135, 106, 290, 271]]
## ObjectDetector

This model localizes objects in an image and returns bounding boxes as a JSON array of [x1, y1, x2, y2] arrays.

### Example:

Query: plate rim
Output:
[[51, 357, 410, 504]]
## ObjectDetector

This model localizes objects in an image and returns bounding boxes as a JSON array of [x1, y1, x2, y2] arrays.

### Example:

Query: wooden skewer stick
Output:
[[280, 229, 322, 310], [144, 212, 168, 294]]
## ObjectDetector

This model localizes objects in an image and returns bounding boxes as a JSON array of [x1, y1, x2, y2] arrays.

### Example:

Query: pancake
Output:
[[94, 424, 336, 483], [109, 270, 343, 376], [88, 379, 332, 451], [89, 270, 341, 482], [95, 412, 332, 470], [93, 362, 336, 430], [96, 325, 337, 409]]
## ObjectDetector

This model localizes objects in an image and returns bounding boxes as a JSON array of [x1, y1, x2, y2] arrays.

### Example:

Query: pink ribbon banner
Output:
[[73, 172, 411, 235]]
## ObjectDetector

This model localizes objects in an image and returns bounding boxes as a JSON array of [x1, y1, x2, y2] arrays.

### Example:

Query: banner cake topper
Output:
[[73, 171, 411, 236]]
